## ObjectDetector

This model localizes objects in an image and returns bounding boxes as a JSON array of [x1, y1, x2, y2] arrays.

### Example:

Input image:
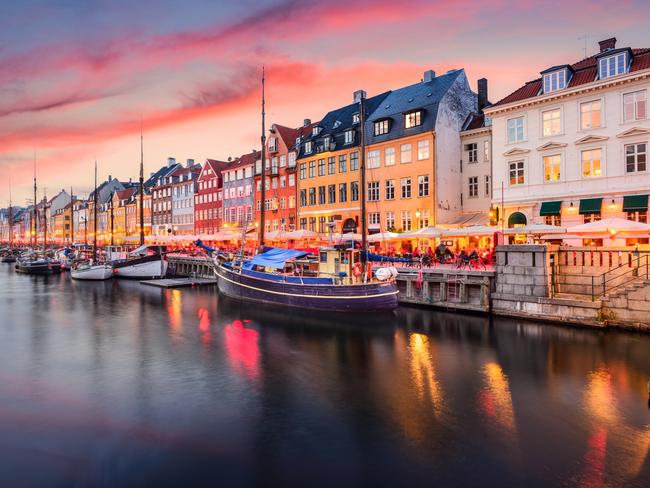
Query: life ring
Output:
[[352, 262, 362, 278]]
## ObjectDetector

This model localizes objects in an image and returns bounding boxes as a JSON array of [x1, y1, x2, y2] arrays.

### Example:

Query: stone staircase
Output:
[[600, 279, 650, 326]]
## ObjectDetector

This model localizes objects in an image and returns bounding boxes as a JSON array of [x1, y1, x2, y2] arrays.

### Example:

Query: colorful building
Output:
[[195, 159, 229, 235], [222, 151, 259, 230], [170, 160, 201, 236]]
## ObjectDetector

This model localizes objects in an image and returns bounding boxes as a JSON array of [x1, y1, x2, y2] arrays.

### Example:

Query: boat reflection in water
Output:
[[1, 267, 650, 486]]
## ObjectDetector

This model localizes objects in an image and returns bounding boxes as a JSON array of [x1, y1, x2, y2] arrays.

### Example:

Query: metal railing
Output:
[[591, 253, 649, 301]]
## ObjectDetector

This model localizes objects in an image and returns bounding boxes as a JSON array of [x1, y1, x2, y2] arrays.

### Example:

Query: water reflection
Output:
[[1, 266, 650, 486]]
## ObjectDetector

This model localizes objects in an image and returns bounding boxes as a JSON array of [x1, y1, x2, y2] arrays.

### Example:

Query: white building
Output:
[[485, 37, 650, 246]]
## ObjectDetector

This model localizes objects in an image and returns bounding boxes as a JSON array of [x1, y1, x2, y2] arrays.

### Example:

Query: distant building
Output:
[[170, 160, 201, 235], [195, 159, 229, 235], [222, 150, 259, 230], [152, 157, 182, 236]]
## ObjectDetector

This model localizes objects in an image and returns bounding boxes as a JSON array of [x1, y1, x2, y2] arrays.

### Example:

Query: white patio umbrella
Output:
[[441, 225, 497, 237], [265, 229, 289, 240], [337, 232, 362, 241], [504, 223, 567, 235], [566, 218, 650, 234], [368, 231, 399, 241], [286, 229, 319, 239], [400, 226, 442, 239]]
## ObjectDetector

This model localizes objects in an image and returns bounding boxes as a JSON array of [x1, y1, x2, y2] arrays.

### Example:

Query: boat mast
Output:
[[139, 117, 145, 246], [258, 65, 266, 251], [358, 92, 368, 280], [43, 189, 47, 250], [32, 151, 37, 248], [69, 186, 73, 246], [93, 161, 98, 263], [8, 178, 12, 249], [110, 191, 114, 246]]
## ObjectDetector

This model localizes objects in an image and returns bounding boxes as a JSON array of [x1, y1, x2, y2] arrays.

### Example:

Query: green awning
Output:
[[507, 212, 527, 227], [579, 198, 602, 215], [622, 194, 648, 212], [540, 201, 562, 216]]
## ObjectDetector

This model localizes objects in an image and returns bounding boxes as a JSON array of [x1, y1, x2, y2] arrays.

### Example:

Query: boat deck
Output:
[[139, 277, 217, 288]]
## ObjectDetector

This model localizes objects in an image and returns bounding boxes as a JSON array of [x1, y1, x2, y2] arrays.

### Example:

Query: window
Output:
[[368, 150, 380, 169], [318, 159, 325, 176], [386, 212, 395, 231], [623, 90, 647, 122], [328, 184, 336, 204], [401, 144, 412, 163], [384, 147, 395, 166], [418, 175, 429, 197], [300, 218, 307, 230], [580, 100, 602, 130], [543, 154, 561, 181], [507, 116, 525, 143], [385, 180, 395, 200], [599, 53, 627, 79], [351, 181, 359, 201], [338, 154, 347, 172], [368, 212, 380, 226], [401, 210, 412, 231], [374, 120, 389, 136], [465, 143, 478, 163], [304, 141, 313, 154], [625, 143, 646, 173], [309, 217, 316, 231], [352, 113, 360, 124], [328, 157, 336, 175], [309, 161, 315, 178], [344, 130, 354, 144], [401, 177, 412, 198], [543, 69, 567, 93], [289, 195, 295, 208], [405, 111, 422, 128], [318, 186, 326, 205], [280, 176, 286, 188], [368, 181, 380, 202], [626, 210, 648, 223], [312, 126, 321, 137], [288, 174, 295, 187], [308, 188, 316, 205], [418, 209, 429, 228], [299, 163, 306, 180], [350, 152, 359, 171], [339, 183, 347, 203], [581, 149, 602, 178], [509, 161, 525, 186], [484, 175, 490, 196], [584, 212, 601, 223], [288, 152, 296, 167], [542, 109, 561, 136], [468, 176, 478, 197], [417, 140, 430, 160], [544, 215, 561, 226], [280, 155, 286, 167]]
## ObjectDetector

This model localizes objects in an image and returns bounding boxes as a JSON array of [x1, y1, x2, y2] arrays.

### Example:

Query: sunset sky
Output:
[[1, 0, 648, 203]]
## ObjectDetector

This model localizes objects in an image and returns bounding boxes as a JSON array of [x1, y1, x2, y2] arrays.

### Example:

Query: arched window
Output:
[[507, 212, 527, 228]]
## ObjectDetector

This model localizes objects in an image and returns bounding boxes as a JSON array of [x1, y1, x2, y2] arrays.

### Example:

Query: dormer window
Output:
[[268, 138, 277, 152], [304, 141, 313, 154], [344, 130, 354, 145], [352, 113, 360, 124], [542, 69, 568, 93], [599, 52, 628, 79], [374, 119, 390, 136], [404, 110, 422, 129], [312, 127, 321, 136]]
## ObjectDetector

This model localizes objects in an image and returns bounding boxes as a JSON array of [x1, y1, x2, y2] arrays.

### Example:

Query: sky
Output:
[[1, 0, 648, 204]]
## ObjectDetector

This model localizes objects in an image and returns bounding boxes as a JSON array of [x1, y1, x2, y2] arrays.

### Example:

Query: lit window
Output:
[[542, 109, 561, 136], [417, 140, 429, 160], [367, 150, 380, 169], [543, 154, 561, 181], [352, 113, 360, 124], [598, 53, 627, 79], [580, 100, 602, 130], [581, 148, 602, 178], [625, 143, 646, 173], [405, 111, 422, 129], [507, 116, 525, 143], [305, 141, 313, 154], [623, 90, 647, 122], [344, 130, 354, 145], [385, 147, 395, 166], [509, 161, 525, 186], [374, 120, 389, 136], [400, 144, 412, 163]]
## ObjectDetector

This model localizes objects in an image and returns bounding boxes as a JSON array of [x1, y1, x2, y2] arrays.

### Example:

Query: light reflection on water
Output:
[[0, 267, 649, 487]]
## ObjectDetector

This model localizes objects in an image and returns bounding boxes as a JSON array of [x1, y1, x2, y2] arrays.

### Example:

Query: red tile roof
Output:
[[493, 47, 650, 107], [116, 188, 136, 200]]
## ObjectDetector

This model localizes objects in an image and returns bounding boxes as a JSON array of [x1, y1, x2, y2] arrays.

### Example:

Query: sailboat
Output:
[[71, 162, 112, 280], [213, 68, 399, 312], [112, 122, 168, 280], [1, 180, 17, 263]]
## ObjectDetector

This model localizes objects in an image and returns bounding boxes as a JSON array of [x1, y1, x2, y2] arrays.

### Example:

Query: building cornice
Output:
[[461, 126, 492, 137], [574, 134, 609, 145], [617, 126, 650, 138], [484, 68, 650, 117]]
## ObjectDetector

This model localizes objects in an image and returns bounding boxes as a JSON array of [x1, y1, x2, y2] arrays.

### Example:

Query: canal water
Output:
[[0, 266, 649, 487]]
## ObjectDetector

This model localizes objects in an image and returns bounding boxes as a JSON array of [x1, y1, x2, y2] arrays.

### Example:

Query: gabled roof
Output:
[[493, 46, 650, 107], [227, 150, 260, 169], [461, 113, 492, 132], [365, 69, 464, 144]]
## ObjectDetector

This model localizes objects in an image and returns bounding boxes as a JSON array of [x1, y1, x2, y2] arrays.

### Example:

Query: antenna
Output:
[[578, 33, 589, 58], [139, 115, 145, 246]]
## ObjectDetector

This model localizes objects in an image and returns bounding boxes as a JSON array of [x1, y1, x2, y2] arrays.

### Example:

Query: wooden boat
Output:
[[15, 257, 63, 275], [112, 245, 168, 279], [71, 260, 113, 280]]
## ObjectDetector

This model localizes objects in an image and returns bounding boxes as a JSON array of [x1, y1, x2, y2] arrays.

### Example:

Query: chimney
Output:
[[423, 70, 436, 83], [353, 90, 367, 103], [598, 37, 617, 53], [186, 158, 195, 168], [167, 157, 176, 167], [108, 175, 112, 182], [478, 78, 489, 112], [303, 118, 311, 127], [149, 172, 154, 178]]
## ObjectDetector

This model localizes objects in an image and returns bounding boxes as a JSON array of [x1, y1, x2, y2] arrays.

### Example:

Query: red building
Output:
[[194, 158, 229, 235], [255, 120, 317, 232]]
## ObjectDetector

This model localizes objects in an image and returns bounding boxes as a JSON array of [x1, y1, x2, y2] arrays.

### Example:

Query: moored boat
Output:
[[15, 257, 63, 275], [112, 245, 168, 279], [71, 261, 113, 280]]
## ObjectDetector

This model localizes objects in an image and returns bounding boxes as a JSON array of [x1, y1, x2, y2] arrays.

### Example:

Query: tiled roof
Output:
[[493, 47, 650, 107], [116, 188, 136, 200], [462, 113, 490, 131]]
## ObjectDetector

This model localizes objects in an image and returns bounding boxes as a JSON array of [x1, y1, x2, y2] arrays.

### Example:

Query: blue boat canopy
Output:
[[246, 248, 310, 270]]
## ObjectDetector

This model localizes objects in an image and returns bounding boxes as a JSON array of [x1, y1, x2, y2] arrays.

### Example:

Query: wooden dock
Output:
[[140, 277, 217, 288]]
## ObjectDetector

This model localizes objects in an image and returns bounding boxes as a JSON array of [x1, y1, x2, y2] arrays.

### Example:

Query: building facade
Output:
[[195, 159, 229, 235], [485, 37, 650, 245], [222, 151, 259, 229], [170, 160, 201, 236], [459, 111, 493, 224], [152, 158, 182, 236]]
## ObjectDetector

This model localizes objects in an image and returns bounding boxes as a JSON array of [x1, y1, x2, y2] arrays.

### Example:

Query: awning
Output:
[[540, 201, 562, 216], [579, 198, 602, 214], [622, 194, 648, 212], [507, 212, 527, 226], [245, 248, 310, 270]]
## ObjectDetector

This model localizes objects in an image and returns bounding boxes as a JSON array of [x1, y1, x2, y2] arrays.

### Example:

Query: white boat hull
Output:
[[114, 259, 168, 279], [71, 265, 113, 280]]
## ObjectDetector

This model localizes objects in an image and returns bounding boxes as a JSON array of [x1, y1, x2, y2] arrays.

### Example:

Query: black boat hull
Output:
[[215, 264, 398, 312], [15, 262, 63, 275]]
